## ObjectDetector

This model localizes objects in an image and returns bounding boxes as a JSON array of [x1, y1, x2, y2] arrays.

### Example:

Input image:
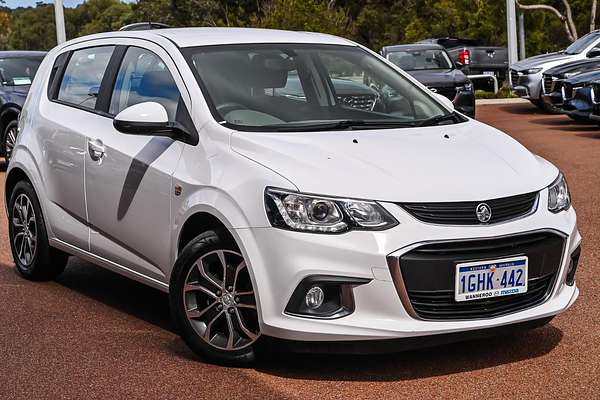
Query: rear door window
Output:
[[57, 46, 114, 110]]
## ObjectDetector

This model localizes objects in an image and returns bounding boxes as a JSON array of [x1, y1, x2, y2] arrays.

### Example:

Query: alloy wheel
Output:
[[5, 125, 17, 161], [183, 249, 260, 351], [11, 193, 37, 268]]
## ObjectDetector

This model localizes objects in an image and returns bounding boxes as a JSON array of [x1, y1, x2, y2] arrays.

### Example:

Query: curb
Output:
[[476, 98, 529, 105]]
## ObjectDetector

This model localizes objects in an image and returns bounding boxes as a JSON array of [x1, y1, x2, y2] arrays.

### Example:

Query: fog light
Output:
[[305, 286, 324, 309]]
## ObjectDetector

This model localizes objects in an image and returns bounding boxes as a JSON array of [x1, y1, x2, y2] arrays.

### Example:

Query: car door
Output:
[[41, 45, 115, 249], [84, 44, 189, 282]]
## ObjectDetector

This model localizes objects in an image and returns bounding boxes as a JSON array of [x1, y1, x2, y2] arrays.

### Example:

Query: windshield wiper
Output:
[[269, 119, 417, 132], [416, 112, 465, 127]]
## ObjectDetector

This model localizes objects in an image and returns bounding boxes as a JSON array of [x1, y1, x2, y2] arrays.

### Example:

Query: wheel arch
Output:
[[4, 166, 31, 209], [177, 211, 236, 255]]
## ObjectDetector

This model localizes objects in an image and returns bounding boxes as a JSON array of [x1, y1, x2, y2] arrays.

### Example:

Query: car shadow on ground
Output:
[[497, 104, 544, 115], [255, 324, 563, 381], [55, 257, 174, 333], [53, 256, 563, 380]]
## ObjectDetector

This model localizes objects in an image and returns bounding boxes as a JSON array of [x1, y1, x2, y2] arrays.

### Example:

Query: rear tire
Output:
[[169, 230, 261, 365], [3, 120, 18, 162], [8, 181, 68, 280]]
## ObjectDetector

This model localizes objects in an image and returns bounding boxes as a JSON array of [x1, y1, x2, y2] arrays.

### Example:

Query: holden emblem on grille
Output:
[[476, 203, 492, 223]]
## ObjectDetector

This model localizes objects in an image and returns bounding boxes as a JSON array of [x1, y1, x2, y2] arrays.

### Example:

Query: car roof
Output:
[[67, 27, 356, 49], [0, 51, 46, 58], [383, 44, 445, 52]]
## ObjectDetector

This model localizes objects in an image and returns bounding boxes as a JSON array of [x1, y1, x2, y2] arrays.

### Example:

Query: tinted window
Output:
[[388, 49, 453, 71], [109, 47, 180, 120], [57, 46, 114, 110], [0, 57, 43, 86]]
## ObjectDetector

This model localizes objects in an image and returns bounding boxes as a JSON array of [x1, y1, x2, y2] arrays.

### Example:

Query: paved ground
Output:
[[0, 103, 598, 399]]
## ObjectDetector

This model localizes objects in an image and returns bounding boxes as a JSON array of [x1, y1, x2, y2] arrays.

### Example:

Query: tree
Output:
[[516, 1, 578, 41], [252, 0, 352, 37]]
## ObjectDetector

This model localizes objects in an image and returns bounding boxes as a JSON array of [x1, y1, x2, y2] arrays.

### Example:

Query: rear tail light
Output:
[[458, 48, 470, 65]]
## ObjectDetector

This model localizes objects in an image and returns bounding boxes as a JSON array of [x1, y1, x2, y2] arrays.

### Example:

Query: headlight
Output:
[[265, 188, 398, 233], [547, 173, 571, 213], [526, 68, 542, 74], [563, 72, 580, 79]]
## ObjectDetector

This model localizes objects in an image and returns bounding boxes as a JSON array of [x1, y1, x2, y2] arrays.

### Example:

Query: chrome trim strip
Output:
[[386, 228, 568, 322], [50, 238, 170, 292]]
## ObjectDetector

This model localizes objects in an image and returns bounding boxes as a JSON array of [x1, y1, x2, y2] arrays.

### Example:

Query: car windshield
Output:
[[0, 57, 43, 86], [387, 49, 453, 71], [565, 32, 600, 55], [183, 44, 456, 131]]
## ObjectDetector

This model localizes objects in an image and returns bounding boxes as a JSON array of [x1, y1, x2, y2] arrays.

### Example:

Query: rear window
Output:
[[57, 46, 114, 110]]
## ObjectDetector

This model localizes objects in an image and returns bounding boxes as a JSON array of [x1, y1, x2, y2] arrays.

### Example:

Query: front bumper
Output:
[[236, 190, 580, 342], [510, 71, 543, 100]]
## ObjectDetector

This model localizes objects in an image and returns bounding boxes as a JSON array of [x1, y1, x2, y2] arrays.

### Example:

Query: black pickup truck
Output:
[[418, 37, 509, 83]]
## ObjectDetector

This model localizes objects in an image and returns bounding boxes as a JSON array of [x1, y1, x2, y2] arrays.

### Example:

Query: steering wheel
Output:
[[216, 102, 247, 117]]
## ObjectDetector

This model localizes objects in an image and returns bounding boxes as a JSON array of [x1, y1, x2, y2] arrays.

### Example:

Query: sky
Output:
[[6, 0, 135, 8]]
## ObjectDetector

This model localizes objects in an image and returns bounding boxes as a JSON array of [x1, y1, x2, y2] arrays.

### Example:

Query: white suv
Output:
[[5, 28, 581, 365]]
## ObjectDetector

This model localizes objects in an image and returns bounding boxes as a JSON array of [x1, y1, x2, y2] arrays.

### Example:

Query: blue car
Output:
[[0, 51, 46, 161]]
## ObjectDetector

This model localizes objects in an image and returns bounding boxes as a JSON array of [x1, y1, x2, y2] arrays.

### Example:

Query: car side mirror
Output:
[[455, 61, 464, 68], [587, 49, 600, 58], [434, 93, 455, 111], [113, 102, 188, 139]]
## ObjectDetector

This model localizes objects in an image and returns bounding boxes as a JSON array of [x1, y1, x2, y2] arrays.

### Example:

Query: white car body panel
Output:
[[5, 28, 581, 345]]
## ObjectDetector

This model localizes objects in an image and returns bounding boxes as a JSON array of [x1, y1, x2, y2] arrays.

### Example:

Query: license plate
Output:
[[483, 71, 495, 76], [454, 256, 528, 302]]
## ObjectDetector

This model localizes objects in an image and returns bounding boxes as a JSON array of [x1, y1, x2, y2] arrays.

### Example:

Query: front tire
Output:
[[169, 230, 261, 365], [8, 181, 68, 280]]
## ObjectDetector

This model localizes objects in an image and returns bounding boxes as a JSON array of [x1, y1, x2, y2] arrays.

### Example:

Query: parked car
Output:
[[5, 28, 581, 365], [554, 69, 600, 121], [381, 43, 475, 117], [277, 72, 380, 111], [510, 30, 600, 110], [0, 51, 46, 162], [418, 37, 508, 82], [541, 58, 600, 113]]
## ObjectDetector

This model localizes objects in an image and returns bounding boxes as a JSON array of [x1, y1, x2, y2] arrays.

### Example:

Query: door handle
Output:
[[88, 139, 105, 162]]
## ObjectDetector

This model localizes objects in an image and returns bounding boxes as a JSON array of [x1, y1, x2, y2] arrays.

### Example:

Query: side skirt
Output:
[[50, 238, 170, 293]]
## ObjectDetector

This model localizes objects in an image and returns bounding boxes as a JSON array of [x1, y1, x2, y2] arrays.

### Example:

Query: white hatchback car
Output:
[[5, 28, 581, 365]]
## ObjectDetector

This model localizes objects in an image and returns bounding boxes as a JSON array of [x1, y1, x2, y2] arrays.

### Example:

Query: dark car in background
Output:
[[541, 58, 600, 114], [417, 37, 508, 82], [552, 68, 600, 121], [0, 51, 46, 162], [381, 43, 475, 117]]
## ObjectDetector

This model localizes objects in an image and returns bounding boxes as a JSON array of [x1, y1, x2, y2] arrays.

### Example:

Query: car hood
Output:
[[511, 52, 573, 70], [405, 69, 467, 87], [564, 69, 600, 85], [231, 119, 557, 202], [545, 59, 600, 76]]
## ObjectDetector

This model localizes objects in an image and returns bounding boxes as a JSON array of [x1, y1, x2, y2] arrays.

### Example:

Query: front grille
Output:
[[397, 231, 564, 320], [543, 74, 553, 93], [510, 69, 519, 86], [399, 192, 538, 225], [336, 94, 376, 110], [429, 87, 457, 101]]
